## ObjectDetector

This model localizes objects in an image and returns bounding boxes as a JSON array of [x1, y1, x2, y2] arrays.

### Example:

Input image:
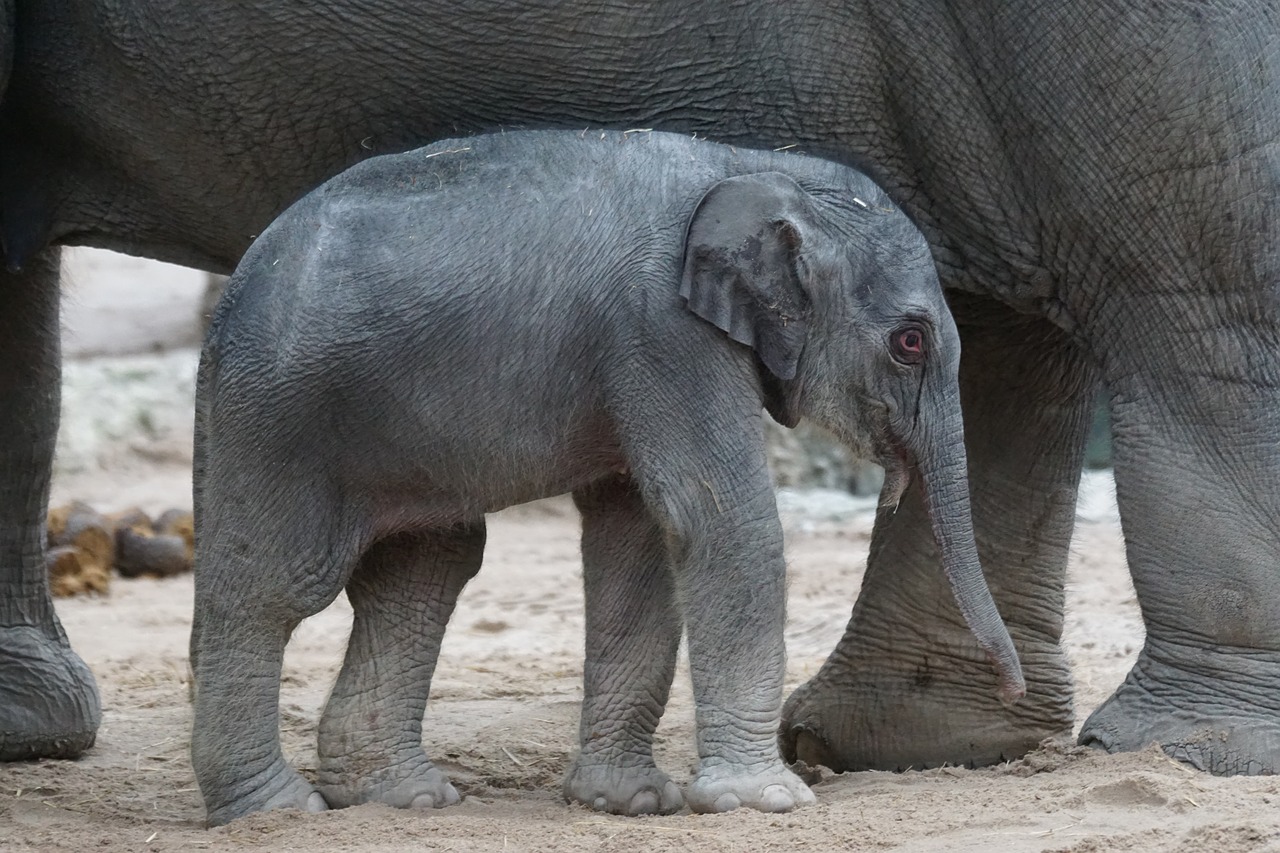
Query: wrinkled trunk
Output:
[[905, 405, 1026, 705]]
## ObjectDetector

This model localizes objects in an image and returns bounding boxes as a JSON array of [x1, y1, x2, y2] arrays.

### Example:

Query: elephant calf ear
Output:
[[680, 172, 812, 381]]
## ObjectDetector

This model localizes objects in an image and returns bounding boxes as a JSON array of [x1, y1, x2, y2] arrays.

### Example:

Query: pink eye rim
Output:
[[890, 325, 927, 365]]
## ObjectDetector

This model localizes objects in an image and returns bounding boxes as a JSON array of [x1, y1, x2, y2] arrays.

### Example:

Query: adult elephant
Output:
[[3, 1, 1277, 778]]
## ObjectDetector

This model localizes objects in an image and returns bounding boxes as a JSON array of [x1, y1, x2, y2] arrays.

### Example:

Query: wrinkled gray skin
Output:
[[2, 0, 1279, 785], [191, 130, 1022, 824]]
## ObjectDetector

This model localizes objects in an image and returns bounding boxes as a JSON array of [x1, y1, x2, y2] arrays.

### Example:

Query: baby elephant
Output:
[[190, 129, 1023, 826]]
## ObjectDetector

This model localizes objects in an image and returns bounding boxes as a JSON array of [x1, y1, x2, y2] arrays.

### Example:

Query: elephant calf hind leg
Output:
[[317, 524, 484, 810], [191, 603, 328, 826], [191, 486, 361, 825]]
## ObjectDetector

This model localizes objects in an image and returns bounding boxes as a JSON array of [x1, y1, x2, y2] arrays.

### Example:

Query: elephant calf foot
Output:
[[562, 753, 683, 815], [1079, 643, 1280, 776], [203, 763, 327, 827], [318, 753, 461, 810], [685, 761, 815, 813], [780, 634, 1073, 772], [0, 626, 101, 761]]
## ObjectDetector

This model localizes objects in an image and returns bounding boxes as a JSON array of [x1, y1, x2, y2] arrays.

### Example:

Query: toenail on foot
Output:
[[628, 790, 659, 815], [759, 784, 795, 812], [593, 796, 608, 811], [305, 792, 328, 813], [713, 792, 742, 812]]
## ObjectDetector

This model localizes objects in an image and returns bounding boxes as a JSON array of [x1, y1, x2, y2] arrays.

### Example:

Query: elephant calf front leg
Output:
[[565, 477, 684, 816], [649, 462, 815, 814], [317, 524, 484, 809]]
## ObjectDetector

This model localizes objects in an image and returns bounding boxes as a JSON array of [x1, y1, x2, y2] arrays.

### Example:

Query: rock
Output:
[[61, 512, 115, 575], [46, 500, 93, 544], [46, 502, 195, 590], [45, 501, 115, 597], [155, 508, 196, 562], [112, 508, 192, 578], [109, 506, 153, 532], [115, 525, 190, 578], [46, 545, 110, 597]]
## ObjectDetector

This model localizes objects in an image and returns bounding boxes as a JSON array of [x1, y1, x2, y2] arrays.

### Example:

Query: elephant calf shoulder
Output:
[[190, 129, 1020, 826]]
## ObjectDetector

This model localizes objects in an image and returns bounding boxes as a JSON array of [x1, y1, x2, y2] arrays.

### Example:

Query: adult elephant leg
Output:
[[1078, 329, 1280, 774], [0, 248, 101, 760], [782, 296, 1095, 770], [564, 476, 683, 817], [317, 524, 483, 810]]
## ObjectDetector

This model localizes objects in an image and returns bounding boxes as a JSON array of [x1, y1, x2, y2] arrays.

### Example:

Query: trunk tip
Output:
[[997, 673, 1027, 707]]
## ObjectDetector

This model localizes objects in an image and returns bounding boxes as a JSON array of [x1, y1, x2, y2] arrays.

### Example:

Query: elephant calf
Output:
[[190, 129, 1023, 826]]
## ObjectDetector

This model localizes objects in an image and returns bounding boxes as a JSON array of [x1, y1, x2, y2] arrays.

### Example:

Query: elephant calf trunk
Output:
[[916, 435, 1026, 705]]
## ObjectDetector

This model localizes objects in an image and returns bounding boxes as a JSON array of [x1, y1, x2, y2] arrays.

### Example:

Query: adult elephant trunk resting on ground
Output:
[[2, 0, 1278, 777]]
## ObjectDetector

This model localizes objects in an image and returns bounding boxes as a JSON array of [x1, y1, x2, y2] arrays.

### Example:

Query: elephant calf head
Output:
[[681, 170, 1025, 705]]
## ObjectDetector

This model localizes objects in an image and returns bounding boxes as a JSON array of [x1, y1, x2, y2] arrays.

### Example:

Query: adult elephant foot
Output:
[[781, 619, 1072, 771], [1075, 351, 1280, 775], [0, 626, 100, 760], [781, 303, 1096, 772], [1079, 642, 1280, 775]]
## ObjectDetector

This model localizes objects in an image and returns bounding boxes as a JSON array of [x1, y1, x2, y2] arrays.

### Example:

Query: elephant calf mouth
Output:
[[874, 439, 913, 511]]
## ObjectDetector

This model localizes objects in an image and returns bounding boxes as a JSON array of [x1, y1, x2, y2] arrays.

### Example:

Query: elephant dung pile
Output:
[[46, 502, 195, 596]]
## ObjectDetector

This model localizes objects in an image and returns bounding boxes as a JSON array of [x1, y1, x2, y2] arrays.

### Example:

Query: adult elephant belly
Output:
[[3, 0, 1280, 777]]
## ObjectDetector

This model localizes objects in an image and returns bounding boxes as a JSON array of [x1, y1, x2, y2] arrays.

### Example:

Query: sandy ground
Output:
[[4, 250, 1280, 852]]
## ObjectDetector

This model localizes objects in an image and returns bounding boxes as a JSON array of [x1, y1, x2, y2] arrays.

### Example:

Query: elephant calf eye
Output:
[[890, 326, 926, 365]]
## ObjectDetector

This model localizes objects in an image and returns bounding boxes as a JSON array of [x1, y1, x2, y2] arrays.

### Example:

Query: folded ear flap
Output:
[[679, 172, 812, 381]]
